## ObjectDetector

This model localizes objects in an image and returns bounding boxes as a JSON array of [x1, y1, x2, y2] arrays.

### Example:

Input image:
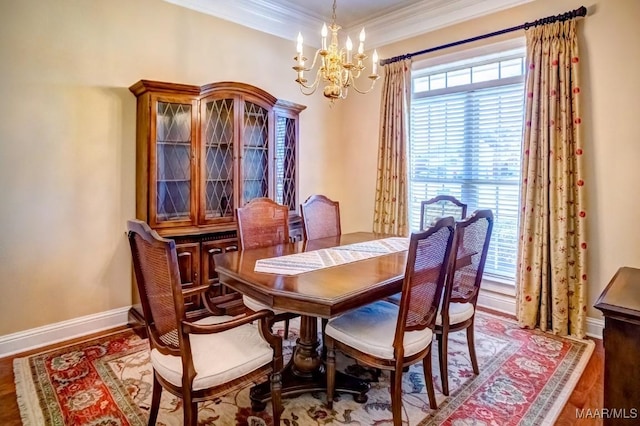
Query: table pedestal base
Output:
[[250, 315, 370, 411], [250, 363, 369, 411]]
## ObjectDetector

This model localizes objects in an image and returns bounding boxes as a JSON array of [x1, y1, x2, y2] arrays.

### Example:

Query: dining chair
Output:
[[324, 217, 456, 425], [237, 197, 297, 338], [420, 195, 468, 230], [300, 194, 341, 240], [127, 219, 283, 426], [300, 194, 341, 352], [436, 209, 493, 396]]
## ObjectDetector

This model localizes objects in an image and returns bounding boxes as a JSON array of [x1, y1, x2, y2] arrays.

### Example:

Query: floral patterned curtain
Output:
[[373, 60, 411, 236], [516, 19, 587, 338]]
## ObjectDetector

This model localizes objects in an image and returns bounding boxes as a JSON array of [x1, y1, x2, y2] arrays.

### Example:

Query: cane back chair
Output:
[[436, 209, 493, 396], [300, 194, 341, 240], [420, 195, 468, 230], [236, 197, 298, 337], [324, 217, 456, 426], [127, 219, 283, 425]]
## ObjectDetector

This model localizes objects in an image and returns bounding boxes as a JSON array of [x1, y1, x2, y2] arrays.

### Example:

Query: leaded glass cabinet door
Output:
[[150, 96, 198, 228], [241, 100, 272, 205], [274, 111, 298, 211], [200, 95, 237, 224]]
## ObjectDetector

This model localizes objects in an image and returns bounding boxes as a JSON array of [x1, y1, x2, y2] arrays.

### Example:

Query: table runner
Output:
[[254, 237, 409, 275]]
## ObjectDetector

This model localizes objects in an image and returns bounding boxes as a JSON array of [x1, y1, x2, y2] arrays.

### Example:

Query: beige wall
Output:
[[0, 0, 344, 335], [1, 0, 639, 336], [337, 0, 640, 319]]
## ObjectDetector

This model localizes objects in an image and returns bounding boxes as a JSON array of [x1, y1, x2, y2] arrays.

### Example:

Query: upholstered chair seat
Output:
[[150, 315, 274, 391], [435, 302, 474, 327], [387, 295, 475, 327], [325, 301, 434, 360]]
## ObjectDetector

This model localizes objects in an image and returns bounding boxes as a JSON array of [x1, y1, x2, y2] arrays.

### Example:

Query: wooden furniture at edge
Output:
[[128, 80, 306, 327], [594, 266, 640, 425]]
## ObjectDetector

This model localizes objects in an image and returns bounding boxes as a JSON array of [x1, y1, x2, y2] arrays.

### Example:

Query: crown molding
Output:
[[349, 0, 534, 48], [164, 0, 533, 49]]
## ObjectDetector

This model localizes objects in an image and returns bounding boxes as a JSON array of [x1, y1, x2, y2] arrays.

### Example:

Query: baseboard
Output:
[[477, 289, 603, 340], [586, 316, 604, 339], [0, 307, 130, 358], [477, 288, 517, 316]]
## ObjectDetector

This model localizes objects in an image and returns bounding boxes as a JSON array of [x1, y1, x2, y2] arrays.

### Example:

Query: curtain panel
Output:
[[373, 60, 411, 236], [516, 20, 587, 338]]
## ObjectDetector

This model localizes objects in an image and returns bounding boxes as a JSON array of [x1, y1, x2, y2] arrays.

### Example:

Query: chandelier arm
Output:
[[302, 49, 323, 73], [339, 86, 349, 99], [297, 68, 323, 94], [350, 77, 379, 95], [299, 84, 318, 96]]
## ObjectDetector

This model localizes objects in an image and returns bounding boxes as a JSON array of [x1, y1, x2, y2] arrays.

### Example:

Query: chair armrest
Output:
[[182, 284, 210, 299], [181, 309, 274, 335]]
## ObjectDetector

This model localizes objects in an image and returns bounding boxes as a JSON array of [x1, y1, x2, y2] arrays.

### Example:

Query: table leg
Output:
[[250, 314, 370, 411]]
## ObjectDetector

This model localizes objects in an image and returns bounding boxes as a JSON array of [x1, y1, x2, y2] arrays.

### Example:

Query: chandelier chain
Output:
[[331, 0, 337, 25]]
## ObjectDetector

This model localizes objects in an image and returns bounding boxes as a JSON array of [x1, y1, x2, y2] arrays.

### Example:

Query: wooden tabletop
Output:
[[214, 232, 407, 318]]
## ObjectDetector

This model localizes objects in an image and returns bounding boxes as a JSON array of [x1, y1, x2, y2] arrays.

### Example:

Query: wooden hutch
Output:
[[128, 80, 306, 324], [594, 267, 640, 425]]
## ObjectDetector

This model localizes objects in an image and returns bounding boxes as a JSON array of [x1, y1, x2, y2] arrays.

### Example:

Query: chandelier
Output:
[[293, 0, 379, 101]]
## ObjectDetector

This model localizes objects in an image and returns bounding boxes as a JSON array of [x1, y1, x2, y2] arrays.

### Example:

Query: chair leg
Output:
[[270, 370, 283, 426], [325, 337, 336, 409], [183, 398, 198, 426], [422, 348, 438, 410], [149, 371, 162, 425], [321, 318, 328, 359], [389, 368, 404, 426], [467, 322, 479, 375], [437, 332, 450, 396], [284, 319, 290, 339]]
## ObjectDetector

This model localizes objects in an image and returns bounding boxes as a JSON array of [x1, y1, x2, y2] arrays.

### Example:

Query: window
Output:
[[409, 45, 525, 280]]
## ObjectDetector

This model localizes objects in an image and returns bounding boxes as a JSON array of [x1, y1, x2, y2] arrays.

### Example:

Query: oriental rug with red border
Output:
[[14, 312, 593, 425]]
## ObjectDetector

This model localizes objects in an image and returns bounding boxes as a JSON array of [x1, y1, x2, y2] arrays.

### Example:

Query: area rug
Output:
[[14, 312, 594, 425]]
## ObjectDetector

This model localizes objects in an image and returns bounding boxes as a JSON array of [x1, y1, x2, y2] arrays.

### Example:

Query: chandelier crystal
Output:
[[293, 0, 379, 101]]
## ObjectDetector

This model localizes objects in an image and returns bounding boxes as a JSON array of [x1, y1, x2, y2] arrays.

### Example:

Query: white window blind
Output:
[[409, 48, 525, 280]]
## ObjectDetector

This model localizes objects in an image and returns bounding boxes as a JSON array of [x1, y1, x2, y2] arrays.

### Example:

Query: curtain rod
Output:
[[380, 5, 587, 66]]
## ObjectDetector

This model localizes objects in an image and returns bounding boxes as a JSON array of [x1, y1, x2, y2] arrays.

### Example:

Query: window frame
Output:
[[408, 38, 526, 284]]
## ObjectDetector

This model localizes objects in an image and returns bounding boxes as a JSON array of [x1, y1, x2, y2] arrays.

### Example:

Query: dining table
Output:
[[213, 231, 410, 410]]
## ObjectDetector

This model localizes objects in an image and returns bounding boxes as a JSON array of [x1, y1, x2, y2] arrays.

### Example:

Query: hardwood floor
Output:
[[0, 320, 603, 425]]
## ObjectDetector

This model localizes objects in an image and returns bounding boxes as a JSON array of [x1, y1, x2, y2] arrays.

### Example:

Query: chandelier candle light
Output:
[[293, 0, 379, 101]]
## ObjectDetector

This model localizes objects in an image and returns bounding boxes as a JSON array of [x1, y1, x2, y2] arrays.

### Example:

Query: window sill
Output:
[[477, 275, 517, 316], [481, 275, 516, 296]]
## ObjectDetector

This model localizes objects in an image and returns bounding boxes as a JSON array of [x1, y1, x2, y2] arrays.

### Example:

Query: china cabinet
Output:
[[128, 80, 305, 325]]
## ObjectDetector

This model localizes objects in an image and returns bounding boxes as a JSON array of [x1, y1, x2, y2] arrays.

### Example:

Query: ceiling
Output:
[[164, 0, 533, 48]]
